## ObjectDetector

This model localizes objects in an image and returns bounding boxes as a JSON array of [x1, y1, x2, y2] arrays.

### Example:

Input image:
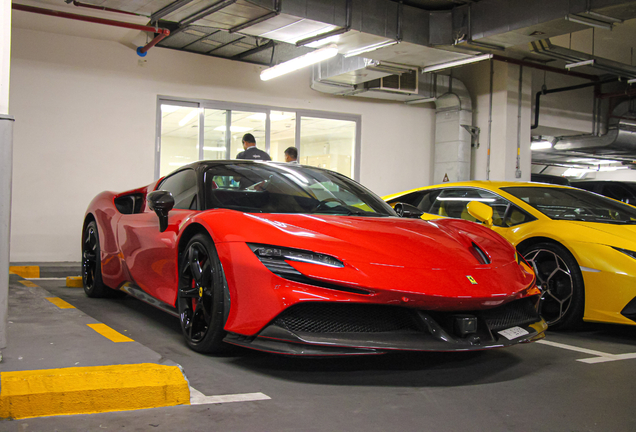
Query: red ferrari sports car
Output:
[[82, 161, 546, 356]]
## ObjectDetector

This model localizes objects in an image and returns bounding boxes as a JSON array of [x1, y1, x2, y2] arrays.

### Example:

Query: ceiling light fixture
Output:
[[565, 15, 613, 31], [531, 140, 553, 150], [565, 59, 595, 69], [260, 44, 339, 81], [343, 39, 399, 58], [178, 109, 201, 127], [422, 54, 493, 73], [628, 78, 636, 84]]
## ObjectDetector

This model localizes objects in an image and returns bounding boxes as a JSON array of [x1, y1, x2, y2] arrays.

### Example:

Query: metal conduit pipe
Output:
[[531, 78, 618, 130], [486, 59, 494, 180], [12, 4, 170, 56]]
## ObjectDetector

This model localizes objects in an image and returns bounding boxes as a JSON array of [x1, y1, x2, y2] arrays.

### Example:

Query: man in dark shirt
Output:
[[236, 133, 271, 160]]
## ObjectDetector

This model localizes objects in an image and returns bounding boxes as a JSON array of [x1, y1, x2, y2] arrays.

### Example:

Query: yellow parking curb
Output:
[[0, 363, 190, 419], [66, 276, 83, 288], [9, 266, 40, 278]]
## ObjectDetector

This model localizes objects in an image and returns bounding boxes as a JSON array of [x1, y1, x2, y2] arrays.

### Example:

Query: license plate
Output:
[[498, 326, 529, 340]]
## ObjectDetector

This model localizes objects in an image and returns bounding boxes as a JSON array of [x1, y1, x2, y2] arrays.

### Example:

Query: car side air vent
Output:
[[470, 242, 491, 265]]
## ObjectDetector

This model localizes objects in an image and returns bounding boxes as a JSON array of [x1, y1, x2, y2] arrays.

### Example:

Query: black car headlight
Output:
[[613, 247, 636, 260], [248, 243, 344, 268]]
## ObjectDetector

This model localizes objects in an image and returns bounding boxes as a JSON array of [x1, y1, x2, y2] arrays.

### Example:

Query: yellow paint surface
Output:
[[87, 323, 134, 342], [10, 266, 40, 278], [0, 363, 190, 419], [45, 297, 75, 309], [66, 276, 83, 288], [18, 280, 39, 288]]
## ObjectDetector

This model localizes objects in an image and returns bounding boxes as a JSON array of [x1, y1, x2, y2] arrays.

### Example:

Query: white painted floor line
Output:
[[189, 387, 271, 405], [24, 277, 70, 280], [537, 340, 636, 364]]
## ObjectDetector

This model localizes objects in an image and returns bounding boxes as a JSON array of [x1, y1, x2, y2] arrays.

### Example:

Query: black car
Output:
[[571, 180, 636, 205]]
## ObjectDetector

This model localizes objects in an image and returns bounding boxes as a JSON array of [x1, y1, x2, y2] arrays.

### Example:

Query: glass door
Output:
[[300, 117, 356, 177], [229, 111, 266, 159]]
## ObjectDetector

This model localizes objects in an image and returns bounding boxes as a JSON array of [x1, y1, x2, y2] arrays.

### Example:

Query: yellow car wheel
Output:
[[520, 242, 585, 329]]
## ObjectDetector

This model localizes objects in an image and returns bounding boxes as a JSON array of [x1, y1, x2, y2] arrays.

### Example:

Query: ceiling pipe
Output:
[[12, 4, 170, 56], [531, 78, 617, 130]]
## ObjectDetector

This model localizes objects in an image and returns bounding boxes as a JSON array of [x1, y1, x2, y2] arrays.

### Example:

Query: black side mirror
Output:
[[394, 202, 424, 219], [147, 190, 175, 232]]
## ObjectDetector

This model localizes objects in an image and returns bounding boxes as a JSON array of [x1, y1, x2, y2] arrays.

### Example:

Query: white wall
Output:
[[9, 27, 435, 262]]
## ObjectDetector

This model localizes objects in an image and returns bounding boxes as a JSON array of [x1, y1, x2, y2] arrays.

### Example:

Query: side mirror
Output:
[[147, 190, 175, 232], [467, 201, 493, 228], [394, 202, 424, 219]]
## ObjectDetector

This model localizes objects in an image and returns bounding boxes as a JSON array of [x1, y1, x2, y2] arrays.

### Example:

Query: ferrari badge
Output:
[[466, 276, 478, 284]]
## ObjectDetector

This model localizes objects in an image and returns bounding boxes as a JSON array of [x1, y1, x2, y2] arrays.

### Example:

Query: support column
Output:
[[0, 0, 13, 353], [457, 61, 532, 181]]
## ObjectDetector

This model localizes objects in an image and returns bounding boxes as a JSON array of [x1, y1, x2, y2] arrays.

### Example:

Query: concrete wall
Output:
[[9, 27, 436, 262]]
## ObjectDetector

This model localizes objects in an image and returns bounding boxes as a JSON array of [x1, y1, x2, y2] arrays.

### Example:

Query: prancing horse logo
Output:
[[466, 276, 478, 284]]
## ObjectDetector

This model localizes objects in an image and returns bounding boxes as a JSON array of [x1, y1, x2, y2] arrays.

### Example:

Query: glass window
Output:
[[205, 163, 394, 216], [430, 188, 511, 227], [158, 169, 198, 210], [229, 111, 266, 158], [300, 117, 355, 177], [603, 184, 636, 205], [502, 186, 636, 224], [269, 111, 296, 162], [159, 104, 200, 177]]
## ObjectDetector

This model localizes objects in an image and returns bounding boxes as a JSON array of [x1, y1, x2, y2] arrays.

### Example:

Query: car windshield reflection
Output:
[[205, 162, 396, 217], [502, 186, 636, 224]]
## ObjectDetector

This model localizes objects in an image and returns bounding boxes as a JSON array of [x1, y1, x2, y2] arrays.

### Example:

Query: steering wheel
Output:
[[311, 197, 347, 212]]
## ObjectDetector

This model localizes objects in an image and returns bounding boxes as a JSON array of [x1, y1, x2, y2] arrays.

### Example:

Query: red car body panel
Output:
[[86, 184, 536, 337]]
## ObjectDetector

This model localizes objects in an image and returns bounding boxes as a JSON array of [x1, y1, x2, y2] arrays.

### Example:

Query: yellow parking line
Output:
[[19, 280, 39, 288], [10, 266, 40, 278], [45, 297, 75, 309], [87, 323, 134, 343]]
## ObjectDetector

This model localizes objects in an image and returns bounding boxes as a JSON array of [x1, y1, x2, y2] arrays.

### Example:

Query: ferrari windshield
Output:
[[204, 162, 396, 216], [502, 186, 636, 224]]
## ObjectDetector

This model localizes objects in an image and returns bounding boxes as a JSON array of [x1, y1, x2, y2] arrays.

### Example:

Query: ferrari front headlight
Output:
[[248, 243, 344, 268]]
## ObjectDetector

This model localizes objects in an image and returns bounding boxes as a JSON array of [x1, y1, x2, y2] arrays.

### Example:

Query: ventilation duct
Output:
[[554, 101, 636, 156], [312, 55, 473, 182]]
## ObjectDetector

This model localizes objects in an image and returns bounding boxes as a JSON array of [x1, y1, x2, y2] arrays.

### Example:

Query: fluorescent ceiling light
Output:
[[178, 109, 201, 127], [628, 78, 636, 84], [565, 15, 613, 30], [531, 140, 553, 150], [344, 40, 399, 58], [203, 146, 227, 152], [563, 166, 628, 176], [565, 59, 595, 69], [161, 104, 181, 113], [422, 54, 493, 73], [213, 126, 253, 132], [260, 44, 339, 81]]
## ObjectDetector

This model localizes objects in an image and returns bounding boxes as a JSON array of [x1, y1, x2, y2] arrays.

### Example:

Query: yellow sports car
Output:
[[384, 181, 636, 329]]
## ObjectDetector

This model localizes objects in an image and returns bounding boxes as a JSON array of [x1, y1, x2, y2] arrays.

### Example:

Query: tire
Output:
[[82, 221, 109, 298], [177, 233, 227, 353], [520, 242, 584, 330]]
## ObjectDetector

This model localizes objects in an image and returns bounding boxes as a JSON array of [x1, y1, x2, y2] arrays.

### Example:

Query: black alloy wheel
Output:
[[521, 242, 584, 329], [178, 233, 227, 353], [82, 221, 108, 298]]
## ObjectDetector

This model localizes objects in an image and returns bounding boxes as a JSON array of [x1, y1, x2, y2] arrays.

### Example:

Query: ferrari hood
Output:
[[241, 213, 513, 270]]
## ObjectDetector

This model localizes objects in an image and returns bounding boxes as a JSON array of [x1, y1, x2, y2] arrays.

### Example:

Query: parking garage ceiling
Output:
[[13, 0, 636, 170]]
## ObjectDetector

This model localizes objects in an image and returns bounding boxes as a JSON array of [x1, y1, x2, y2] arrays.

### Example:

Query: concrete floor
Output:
[[4, 279, 636, 432]]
